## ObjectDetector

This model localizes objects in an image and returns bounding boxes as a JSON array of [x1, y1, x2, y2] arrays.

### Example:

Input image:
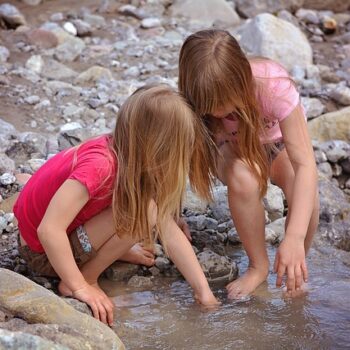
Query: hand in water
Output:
[[194, 289, 221, 309], [72, 283, 115, 326], [274, 236, 308, 292]]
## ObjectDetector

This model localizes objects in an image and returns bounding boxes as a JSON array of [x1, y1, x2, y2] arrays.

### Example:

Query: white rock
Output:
[[141, 17, 162, 29], [27, 159, 46, 172], [239, 13, 313, 71], [263, 183, 284, 222], [25, 55, 44, 74], [63, 22, 77, 36], [0, 173, 16, 185], [60, 122, 82, 132], [301, 97, 326, 120], [0, 46, 10, 63]]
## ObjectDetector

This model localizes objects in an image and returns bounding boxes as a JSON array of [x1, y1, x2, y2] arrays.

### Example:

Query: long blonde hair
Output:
[[111, 85, 196, 248], [179, 29, 269, 197]]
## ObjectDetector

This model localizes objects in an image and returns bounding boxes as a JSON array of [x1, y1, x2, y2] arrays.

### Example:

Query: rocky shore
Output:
[[0, 0, 350, 349]]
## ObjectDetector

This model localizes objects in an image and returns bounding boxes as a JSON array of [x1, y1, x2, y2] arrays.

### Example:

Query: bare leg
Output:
[[217, 144, 269, 299], [58, 206, 155, 296]]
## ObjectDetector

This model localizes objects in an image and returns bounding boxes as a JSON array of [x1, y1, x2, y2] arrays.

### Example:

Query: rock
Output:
[[0, 46, 10, 63], [186, 215, 206, 231], [319, 216, 350, 251], [197, 250, 238, 284], [319, 175, 350, 224], [41, 59, 78, 80], [227, 228, 241, 244], [235, 0, 303, 18], [58, 127, 96, 151], [265, 227, 280, 244], [317, 162, 333, 179], [266, 217, 286, 243], [329, 85, 350, 106], [17, 132, 48, 158], [183, 186, 208, 214], [0, 3, 26, 29], [141, 18, 162, 29], [155, 256, 171, 271], [0, 154, 15, 174], [295, 8, 320, 24], [25, 29, 59, 48], [0, 328, 67, 350], [104, 262, 139, 282], [24, 95, 40, 105], [27, 159, 46, 172], [301, 97, 326, 120], [123, 66, 140, 79], [0, 268, 125, 350], [63, 298, 92, 316], [0, 173, 16, 185], [82, 13, 106, 29], [25, 55, 44, 74], [54, 36, 85, 62], [71, 19, 92, 37], [63, 22, 77, 36], [209, 185, 231, 223], [169, 0, 240, 27], [308, 107, 350, 142], [238, 13, 313, 71], [127, 276, 153, 288], [318, 140, 350, 163], [76, 66, 113, 84], [263, 183, 284, 222], [22, 0, 42, 4], [118, 5, 149, 20], [0, 119, 16, 139], [203, 217, 218, 230], [302, 0, 350, 12]]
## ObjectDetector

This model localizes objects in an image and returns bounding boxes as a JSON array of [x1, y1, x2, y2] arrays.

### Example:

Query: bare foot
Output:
[[226, 266, 268, 299], [119, 243, 155, 266]]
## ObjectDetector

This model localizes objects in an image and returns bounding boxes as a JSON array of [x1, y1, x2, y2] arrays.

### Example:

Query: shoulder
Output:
[[250, 58, 290, 80]]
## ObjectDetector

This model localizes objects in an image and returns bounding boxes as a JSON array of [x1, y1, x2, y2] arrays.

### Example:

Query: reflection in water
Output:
[[100, 245, 350, 350]]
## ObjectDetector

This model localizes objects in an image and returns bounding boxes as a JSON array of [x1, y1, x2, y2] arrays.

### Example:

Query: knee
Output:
[[226, 163, 260, 201]]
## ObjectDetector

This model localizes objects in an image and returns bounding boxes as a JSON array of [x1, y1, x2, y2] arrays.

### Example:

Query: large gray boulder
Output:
[[0, 268, 125, 350], [238, 13, 313, 71], [235, 0, 303, 18], [169, 0, 240, 27]]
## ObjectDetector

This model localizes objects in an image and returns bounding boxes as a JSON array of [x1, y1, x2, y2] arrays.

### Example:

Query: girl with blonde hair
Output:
[[14, 85, 219, 326], [179, 30, 319, 299]]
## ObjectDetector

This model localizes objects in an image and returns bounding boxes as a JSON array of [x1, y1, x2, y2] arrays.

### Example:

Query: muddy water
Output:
[[100, 244, 350, 350]]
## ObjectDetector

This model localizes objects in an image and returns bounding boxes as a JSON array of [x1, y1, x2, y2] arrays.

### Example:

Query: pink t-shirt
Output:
[[14, 135, 117, 253], [220, 60, 305, 144]]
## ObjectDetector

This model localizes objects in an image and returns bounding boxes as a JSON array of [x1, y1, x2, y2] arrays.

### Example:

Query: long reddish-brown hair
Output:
[[179, 29, 270, 197]]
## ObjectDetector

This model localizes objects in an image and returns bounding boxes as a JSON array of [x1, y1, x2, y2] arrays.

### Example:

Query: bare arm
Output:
[[279, 104, 318, 239], [274, 104, 318, 292], [37, 179, 114, 325], [162, 217, 219, 306]]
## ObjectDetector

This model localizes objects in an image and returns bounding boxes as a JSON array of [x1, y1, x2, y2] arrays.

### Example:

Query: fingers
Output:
[[276, 263, 286, 288], [301, 260, 308, 283], [286, 266, 295, 292], [294, 265, 303, 290]]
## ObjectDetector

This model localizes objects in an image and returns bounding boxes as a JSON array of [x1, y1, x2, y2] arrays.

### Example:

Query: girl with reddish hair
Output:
[[179, 30, 319, 299]]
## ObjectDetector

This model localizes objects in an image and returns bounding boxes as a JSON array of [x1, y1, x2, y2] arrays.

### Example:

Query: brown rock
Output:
[[25, 29, 59, 49], [303, 0, 350, 12]]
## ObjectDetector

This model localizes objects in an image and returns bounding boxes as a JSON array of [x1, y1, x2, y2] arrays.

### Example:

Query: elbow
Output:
[[37, 223, 54, 244]]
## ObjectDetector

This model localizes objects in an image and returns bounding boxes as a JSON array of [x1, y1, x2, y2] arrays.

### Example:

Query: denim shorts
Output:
[[18, 226, 97, 277]]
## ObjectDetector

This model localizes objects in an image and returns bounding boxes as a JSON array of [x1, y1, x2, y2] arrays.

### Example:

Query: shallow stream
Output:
[[100, 244, 350, 350]]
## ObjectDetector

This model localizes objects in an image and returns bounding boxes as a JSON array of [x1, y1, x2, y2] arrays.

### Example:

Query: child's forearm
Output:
[[38, 228, 87, 291], [285, 164, 318, 240], [163, 218, 212, 296]]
